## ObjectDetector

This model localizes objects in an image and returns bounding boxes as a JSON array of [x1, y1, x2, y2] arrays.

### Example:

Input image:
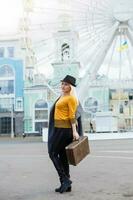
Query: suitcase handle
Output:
[[73, 137, 80, 142]]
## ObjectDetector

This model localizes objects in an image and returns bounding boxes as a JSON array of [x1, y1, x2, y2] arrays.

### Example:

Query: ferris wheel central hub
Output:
[[117, 22, 128, 33], [113, 3, 133, 22], [114, 10, 133, 22]]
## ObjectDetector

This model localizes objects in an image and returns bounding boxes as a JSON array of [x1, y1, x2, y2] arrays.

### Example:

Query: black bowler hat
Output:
[[61, 75, 76, 87]]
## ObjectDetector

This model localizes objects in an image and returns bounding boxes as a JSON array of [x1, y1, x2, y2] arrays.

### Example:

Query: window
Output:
[[7, 47, 14, 57], [0, 65, 14, 95], [35, 110, 48, 120], [17, 100, 22, 109], [0, 65, 14, 77], [129, 94, 133, 100], [35, 100, 48, 120], [0, 80, 14, 94], [0, 117, 15, 134], [35, 122, 48, 133], [61, 43, 70, 61], [34, 100, 48, 133], [84, 97, 98, 113], [0, 47, 4, 57], [0, 98, 14, 111], [119, 104, 124, 114]]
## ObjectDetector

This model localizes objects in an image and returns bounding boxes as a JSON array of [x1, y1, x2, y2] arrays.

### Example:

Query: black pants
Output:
[[49, 128, 73, 181]]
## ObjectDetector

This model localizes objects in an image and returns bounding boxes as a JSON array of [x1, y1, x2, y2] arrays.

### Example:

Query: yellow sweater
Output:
[[54, 95, 78, 128]]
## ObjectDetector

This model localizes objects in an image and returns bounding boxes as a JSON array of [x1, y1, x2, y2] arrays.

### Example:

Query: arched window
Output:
[[84, 97, 98, 113], [35, 100, 48, 120], [0, 65, 14, 77], [61, 43, 70, 61]]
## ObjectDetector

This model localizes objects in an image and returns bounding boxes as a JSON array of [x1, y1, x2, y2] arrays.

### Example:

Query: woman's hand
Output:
[[71, 123, 79, 141], [73, 131, 79, 141]]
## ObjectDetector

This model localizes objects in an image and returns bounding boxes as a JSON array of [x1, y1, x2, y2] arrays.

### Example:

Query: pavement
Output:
[[42, 131, 133, 142], [0, 136, 133, 200], [87, 131, 133, 140]]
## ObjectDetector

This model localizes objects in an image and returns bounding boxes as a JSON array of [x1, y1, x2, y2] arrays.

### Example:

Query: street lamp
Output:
[[11, 101, 14, 138]]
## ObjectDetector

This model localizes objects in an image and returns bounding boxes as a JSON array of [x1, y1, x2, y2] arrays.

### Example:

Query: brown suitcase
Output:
[[65, 136, 90, 166]]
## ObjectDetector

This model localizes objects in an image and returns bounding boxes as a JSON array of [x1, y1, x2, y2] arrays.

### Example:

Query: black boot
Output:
[[55, 185, 71, 192], [55, 178, 72, 192], [49, 152, 72, 193], [55, 178, 62, 192], [59, 178, 72, 194]]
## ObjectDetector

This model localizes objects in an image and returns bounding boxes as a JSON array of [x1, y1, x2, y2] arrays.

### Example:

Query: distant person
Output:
[[90, 121, 94, 133], [22, 133, 26, 138], [48, 75, 83, 194]]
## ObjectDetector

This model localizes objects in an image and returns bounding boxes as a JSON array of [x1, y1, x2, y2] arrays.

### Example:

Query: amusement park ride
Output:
[[21, 0, 133, 132]]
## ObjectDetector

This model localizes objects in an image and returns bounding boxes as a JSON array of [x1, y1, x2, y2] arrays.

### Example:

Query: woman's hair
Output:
[[70, 85, 79, 104]]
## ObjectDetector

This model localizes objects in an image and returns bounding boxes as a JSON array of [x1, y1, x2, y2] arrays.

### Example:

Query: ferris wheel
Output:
[[21, 0, 133, 101]]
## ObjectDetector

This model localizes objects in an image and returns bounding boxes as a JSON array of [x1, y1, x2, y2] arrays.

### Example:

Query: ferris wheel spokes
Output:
[[77, 21, 119, 103], [124, 32, 133, 78]]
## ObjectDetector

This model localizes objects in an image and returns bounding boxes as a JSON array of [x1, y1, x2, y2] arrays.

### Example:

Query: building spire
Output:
[[20, 0, 36, 83]]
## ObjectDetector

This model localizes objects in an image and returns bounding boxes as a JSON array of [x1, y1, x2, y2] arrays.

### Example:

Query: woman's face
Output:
[[61, 82, 71, 94]]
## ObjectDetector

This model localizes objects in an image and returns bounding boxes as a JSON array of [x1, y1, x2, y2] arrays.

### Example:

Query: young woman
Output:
[[48, 75, 83, 193]]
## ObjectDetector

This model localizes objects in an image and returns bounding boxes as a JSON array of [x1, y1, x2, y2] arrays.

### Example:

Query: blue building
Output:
[[0, 39, 24, 135]]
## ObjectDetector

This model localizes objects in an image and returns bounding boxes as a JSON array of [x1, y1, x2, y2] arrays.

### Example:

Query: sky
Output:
[[0, 0, 133, 80], [0, 0, 23, 35]]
